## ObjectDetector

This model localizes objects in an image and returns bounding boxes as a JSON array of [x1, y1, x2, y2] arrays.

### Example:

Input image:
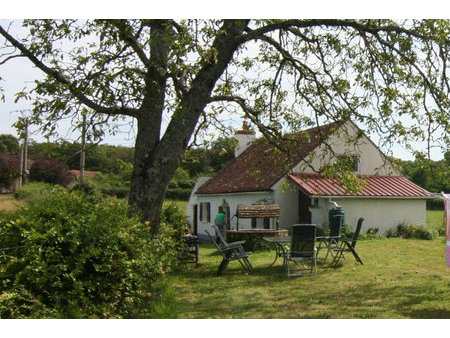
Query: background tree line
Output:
[[1, 133, 448, 202], [0, 134, 236, 199]]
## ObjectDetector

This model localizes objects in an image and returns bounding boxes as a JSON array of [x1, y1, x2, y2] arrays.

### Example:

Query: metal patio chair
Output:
[[205, 228, 253, 276], [316, 214, 343, 263], [285, 224, 317, 277], [331, 217, 364, 266], [212, 224, 228, 246]]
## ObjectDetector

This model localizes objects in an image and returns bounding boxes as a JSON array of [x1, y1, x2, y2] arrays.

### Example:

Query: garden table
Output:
[[262, 236, 291, 267]]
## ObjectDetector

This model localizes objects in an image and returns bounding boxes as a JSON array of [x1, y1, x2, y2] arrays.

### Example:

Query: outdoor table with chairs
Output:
[[261, 235, 291, 267], [204, 217, 364, 277], [262, 217, 365, 277]]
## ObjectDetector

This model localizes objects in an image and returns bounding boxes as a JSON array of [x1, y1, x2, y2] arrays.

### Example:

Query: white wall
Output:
[[272, 177, 299, 229], [310, 198, 330, 228], [186, 177, 211, 227], [318, 197, 427, 234], [293, 120, 401, 176], [193, 191, 273, 239]]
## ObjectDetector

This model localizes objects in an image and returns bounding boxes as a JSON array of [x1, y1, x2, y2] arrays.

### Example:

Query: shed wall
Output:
[[311, 197, 427, 233]]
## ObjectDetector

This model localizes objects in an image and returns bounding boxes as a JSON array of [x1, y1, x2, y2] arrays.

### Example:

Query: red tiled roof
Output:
[[288, 173, 432, 198], [195, 122, 341, 194]]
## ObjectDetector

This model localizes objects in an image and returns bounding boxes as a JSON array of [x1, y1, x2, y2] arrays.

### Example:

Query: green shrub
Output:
[[165, 187, 192, 200], [167, 168, 194, 201], [316, 226, 328, 237], [340, 224, 355, 238], [0, 187, 185, 318], [13, 182, 54, 202], [86, 172, 130, 198], [426, 198, 444, 210], [397, 223, 438, 240], [385, 228, 398, 238]]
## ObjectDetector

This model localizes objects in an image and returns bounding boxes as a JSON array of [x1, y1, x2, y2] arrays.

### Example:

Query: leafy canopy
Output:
[[1, 19, 449, 194]]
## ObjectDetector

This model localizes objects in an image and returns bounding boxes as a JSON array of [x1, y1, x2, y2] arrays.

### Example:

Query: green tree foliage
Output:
[[0, 186, 187, 318], [182, 137, 236, 176], [395, 151, 450, 193], [0, 134, 20, 155], [1, 20, 449, 234], [27, 141, 134, 174], [85, 159, 133, 198], [166, 167, 195, 200]]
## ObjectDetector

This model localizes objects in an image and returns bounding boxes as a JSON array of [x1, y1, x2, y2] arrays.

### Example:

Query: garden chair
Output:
[[331, 217, 364, 266], [316, 214, 343, 263], [285, 224, 317, 277], [212, 224, 228, 246], [205, 228, 253, 276]]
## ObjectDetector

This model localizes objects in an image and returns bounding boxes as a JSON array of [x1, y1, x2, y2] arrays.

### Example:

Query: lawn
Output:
[[0, 194, 25, 212], [169, 213, 449, 318], [1, 193, 448, 318], [427, 209, 445, 231]]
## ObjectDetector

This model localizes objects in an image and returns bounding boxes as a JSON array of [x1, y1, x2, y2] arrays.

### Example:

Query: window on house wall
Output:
[[338, 155, 360, 173], [199, 202, 211, 222], [352, 155, 360, 173], [310, 198, 319, 208]]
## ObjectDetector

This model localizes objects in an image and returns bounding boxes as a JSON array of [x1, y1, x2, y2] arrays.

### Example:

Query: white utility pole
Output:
[[18, 118, 29, 188]]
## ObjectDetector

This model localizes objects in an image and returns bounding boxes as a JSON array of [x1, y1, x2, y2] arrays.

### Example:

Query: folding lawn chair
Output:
[[317, 214, 343, 263], [205, 228, 253, 276], [285, 224, 317, 277], [331, 217, 364, 266]]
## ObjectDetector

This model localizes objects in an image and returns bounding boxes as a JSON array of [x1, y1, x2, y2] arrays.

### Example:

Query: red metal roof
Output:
[[288, 173, 431, 198], [196, 122, 341, 195]]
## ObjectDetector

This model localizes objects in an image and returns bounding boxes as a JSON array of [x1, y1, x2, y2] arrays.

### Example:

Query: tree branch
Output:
[[0, 53, 25, 65], [109, 20, 151, 67], [0, 24, 139, 118], [241, 19, 447, 45]]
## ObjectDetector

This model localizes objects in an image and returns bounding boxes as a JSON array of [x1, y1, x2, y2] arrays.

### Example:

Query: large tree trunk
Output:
[[128, 20, 249, 235]]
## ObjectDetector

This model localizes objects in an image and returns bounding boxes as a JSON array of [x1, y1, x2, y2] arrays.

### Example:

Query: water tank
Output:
[[329, 208, 345, 229]]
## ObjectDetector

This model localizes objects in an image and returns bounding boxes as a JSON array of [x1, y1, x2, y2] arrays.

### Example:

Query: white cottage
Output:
[[187, 120, 431, 239]]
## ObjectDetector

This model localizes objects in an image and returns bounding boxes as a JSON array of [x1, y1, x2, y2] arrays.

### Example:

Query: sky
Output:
[[1, 2, 449, 161]]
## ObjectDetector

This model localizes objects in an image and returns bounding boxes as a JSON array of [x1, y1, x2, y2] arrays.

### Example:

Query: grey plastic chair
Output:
[[285, 224, 317, 277]]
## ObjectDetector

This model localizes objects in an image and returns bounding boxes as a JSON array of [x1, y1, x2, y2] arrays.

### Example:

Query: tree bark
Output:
[[128, 20, 249, 235]]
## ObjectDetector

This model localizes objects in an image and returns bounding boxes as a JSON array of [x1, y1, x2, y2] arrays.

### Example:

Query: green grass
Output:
[[0, 194, 25, 212], [165, 200, 188, 213], [427, 210, 445, 232], [169, 236, 449, 318]]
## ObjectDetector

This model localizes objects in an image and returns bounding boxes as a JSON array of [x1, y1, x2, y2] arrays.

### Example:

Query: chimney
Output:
[[235, 121, 256, 157]]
